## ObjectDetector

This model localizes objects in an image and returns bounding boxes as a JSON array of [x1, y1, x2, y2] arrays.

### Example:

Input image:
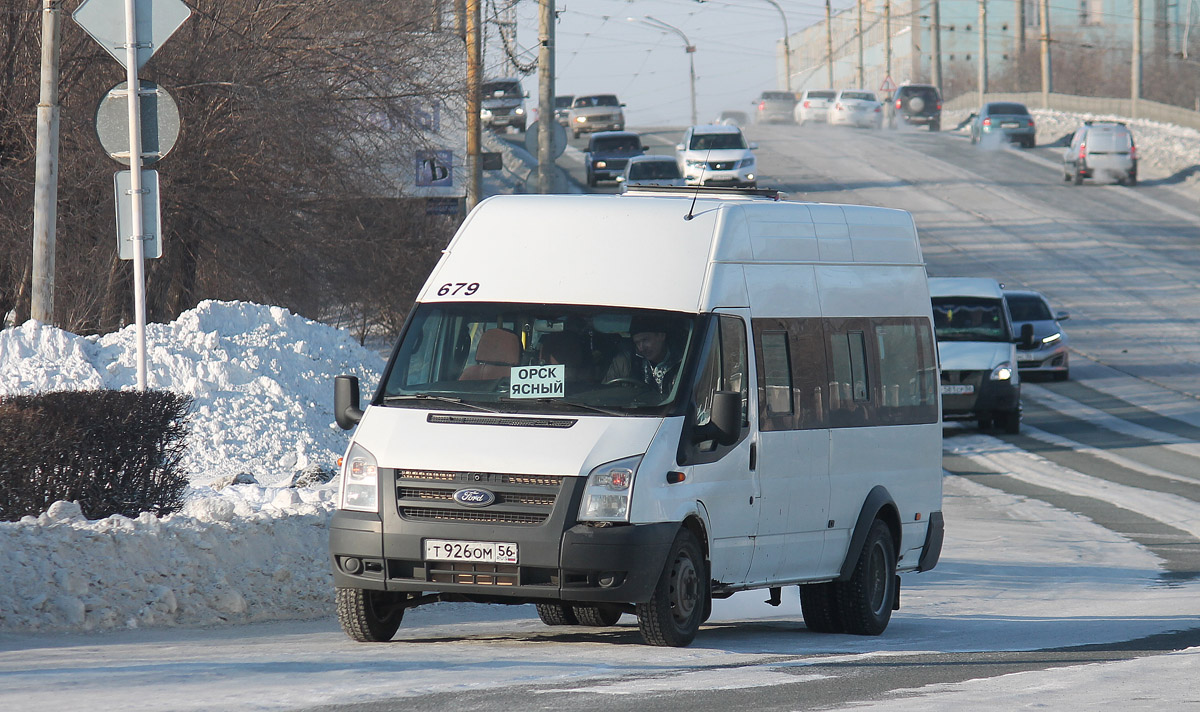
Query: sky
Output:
[[493, 0, 852, 126]]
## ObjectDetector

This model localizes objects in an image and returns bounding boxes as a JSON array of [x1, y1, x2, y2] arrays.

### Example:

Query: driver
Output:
[[604, 315, 681, 394]]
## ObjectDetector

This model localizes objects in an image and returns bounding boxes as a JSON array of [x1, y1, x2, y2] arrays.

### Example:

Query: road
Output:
[[11, 123, 1200, 711]]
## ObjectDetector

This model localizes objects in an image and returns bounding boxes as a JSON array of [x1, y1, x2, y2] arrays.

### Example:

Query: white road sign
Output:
[[73, 0, 192, 69]]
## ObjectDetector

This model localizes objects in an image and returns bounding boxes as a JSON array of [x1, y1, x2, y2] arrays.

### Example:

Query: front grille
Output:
[[428, 562, 519, 586], [709, 161, 734, 170], [394, 468, 565, 526]]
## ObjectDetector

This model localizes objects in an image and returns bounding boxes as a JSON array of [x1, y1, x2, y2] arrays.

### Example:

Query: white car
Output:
[[675, 124, 758, 188], [618, 154, 686, 188], [795, 89, 836, 125], [828, 89, 883, 129]]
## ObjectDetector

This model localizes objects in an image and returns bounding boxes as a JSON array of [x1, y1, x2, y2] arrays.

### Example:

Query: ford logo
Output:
[[453, 488, 496, 508]]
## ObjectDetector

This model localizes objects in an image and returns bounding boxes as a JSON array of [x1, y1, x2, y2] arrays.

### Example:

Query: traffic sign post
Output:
[[74, 0, 191, 391]]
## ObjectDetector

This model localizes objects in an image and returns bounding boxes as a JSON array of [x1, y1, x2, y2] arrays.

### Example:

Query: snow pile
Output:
[[0, 301, 386, 632]]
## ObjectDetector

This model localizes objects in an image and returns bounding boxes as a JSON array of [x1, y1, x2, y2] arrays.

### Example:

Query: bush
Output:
[[0, 390, 192, 521]]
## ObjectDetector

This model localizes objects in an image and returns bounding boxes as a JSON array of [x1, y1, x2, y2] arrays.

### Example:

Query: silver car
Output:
[[567, 94, 625, 139], [795, 89, 836, 125], [1005, 289, 1070, 380], [1063, 121, 1137, 186], [618, 154, 686, 189]]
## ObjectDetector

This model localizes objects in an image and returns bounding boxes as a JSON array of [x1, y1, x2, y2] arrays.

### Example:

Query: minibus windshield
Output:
[[931, 297, 1011, 342], [380, 303, 698, 416]]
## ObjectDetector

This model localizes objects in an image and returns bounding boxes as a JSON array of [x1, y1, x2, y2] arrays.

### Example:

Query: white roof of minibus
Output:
[[419, 193, 924, 313], [928, 277, 1005, 299]]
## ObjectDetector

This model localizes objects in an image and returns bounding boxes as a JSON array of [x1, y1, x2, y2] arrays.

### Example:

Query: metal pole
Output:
[[466, 0, 481, 211], [537, 0, 555, 194], [825, 0, 834, 87], [978, 0, 988, 104], [856, 0, 864, 87], [1132, 0, 1142, 117], [124, 0, 147, 390], [31, 0, 62, 325], [688, 48, 697, 125], [1039, 0, 1052, 108], [1015, 0, 1025, 67], [931, 0, 942, 92], [761, 0, 791, 92], [885, 0, 893, 125]]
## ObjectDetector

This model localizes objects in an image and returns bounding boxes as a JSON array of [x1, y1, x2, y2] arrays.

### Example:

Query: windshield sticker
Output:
[[510, 365, 565, 399]]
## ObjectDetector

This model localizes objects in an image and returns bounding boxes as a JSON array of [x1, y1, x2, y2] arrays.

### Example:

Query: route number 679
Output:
[[437, 282, 480, 297]]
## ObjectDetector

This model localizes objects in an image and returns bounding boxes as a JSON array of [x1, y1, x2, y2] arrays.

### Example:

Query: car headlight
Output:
[[480, 109, 493, 119], [338, 443, 380, 513], [514, 107, 525, 115], [990, 362, 1014, 381], [737, 156, 756, 169], [595, 161, 607, 168], [578, 455, 641, 523], [1042, 332, 1061, 345], [575, 116, 586, 123], [685, 159, 707, 168]]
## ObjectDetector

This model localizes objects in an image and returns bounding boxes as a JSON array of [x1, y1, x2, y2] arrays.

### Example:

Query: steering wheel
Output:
[[604, 377, 649, 389]]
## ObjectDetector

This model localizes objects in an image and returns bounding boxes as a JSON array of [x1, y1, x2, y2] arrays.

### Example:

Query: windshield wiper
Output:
[[382, 394, 501, 413], [530, 399, 626, 417]]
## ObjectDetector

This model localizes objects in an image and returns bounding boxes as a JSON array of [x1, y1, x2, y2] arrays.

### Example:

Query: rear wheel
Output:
[[836, 520, 897, 636], [1128, 172, 1138, 186], [573, 605, 623, 627], [929, 119, 940, 132], [1073, 171, 1084, 186], [636, 528, 706, 647], [536, 603, 579, 626], [336, 587, 404, 642], [800, 582, 845, 633]]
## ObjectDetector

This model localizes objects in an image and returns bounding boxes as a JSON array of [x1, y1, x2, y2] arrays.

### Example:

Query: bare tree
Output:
[[1, 0, 461, 336]]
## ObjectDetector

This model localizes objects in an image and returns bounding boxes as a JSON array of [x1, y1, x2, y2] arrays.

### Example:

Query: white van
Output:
[[929, 277, 1027, 433], [331, 187, 945, 647]]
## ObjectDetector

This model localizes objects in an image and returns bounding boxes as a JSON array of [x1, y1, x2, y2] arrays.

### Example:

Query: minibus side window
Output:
[[686, 315, 749, 456], [827, 323, 872, 427]]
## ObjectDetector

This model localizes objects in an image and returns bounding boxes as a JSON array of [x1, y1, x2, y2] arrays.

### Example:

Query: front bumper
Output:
[[941, 370, 1020, 420], [684, 166, 755, 187], [1016, 344, 1069, 374]]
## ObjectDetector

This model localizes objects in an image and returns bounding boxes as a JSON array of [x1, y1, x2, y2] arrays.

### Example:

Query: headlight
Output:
[[595, 161, 607, 168], [1042, 332, 1061, 345], [990, 362, 1014, 381], [514, 107, 525, 115], [338, 443, 380, 513], [737, 156, 756, 169], [578, 455, 641, 523], [686, 159, 707, 167], [575, 116, 586, 123]]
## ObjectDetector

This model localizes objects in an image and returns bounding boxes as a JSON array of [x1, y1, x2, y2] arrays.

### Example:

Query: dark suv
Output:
[[893, 84, 941, 131], [584, 131, 646, 187]]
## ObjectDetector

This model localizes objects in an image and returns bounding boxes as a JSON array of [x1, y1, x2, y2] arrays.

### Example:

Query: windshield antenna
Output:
[[685, 146, 713, 221]]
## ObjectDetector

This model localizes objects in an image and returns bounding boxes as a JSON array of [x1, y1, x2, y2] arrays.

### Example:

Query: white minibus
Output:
[[331, 187, 944, 647]]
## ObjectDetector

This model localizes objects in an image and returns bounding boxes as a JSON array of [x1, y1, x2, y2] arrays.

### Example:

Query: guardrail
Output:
[[944, 92, 1200, 132]]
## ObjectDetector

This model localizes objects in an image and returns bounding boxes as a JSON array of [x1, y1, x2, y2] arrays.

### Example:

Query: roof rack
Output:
[[1083, 119, 1127, 127], [621, 185, 787, 200]]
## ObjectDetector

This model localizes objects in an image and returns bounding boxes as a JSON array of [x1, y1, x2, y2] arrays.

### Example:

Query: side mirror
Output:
[[524, 90, 530, 98], [335, 375, 364, 430], [749, 142, 759, 150], [695, 391, 742, 447], [620, 102, 627, 107], [676, 143, 685, 151], [1056, 311, 1070, 321], [642, 144, 650, 151], [1019, 323, 1036, 349]]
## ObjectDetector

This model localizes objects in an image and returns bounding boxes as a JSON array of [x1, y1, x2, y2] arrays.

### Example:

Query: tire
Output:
[[1064, 172, 1073, 182], [1128, 172, 1138, 186], [929, 119, 940, 132], [1073, 171, 1084, 186], [536, 603, 579, 626], [586, 173, 596, 188], [636, 528, 706, 647], [970, 132, 977, 145], [977, 413, 993, 431], [336, 587, 404, 642], [572, 130, 580, 139], [998, 408, 1021, 434], [573, 604, 623, 627], [835, 520, 896, 636], [799, 582, 845, 633]]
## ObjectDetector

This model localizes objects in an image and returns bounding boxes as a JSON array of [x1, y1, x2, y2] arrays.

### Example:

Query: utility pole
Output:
[[466, 0, 481, 212], [931, 0, 942, 91], [761, 0, 791, 92], [978, 0, 988, 104], [1132, 0, 1142, 117], [31, 0, 62, 325], [885, 0, 892, 80], [856, 0, 864, 87], [1039, 0, 1051, 108], [537, 0, 555, 194], [825, 0, 835, 87], [1015, 0, 1025, 66]]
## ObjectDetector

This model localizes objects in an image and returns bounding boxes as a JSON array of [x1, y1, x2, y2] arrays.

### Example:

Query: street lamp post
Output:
[[760, 0, 792, 92], [639, 16, 698, 126]]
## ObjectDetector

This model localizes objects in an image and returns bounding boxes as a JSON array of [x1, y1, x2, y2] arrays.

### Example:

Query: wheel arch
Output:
[[837, 485, 901, 582]]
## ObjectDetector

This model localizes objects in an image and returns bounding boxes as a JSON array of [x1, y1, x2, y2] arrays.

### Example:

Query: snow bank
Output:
[[0, 301, 386, 632]]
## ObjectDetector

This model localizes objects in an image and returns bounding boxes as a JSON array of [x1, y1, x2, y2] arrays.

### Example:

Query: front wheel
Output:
[[800, 581, 844, 633], [573, 604, 624, 627], [636, 528, 706, 647], [836, 520, 897, 635], [536, 602, 579, 625], [336, 587, 404, 642], [998, 408, 1021, 434]]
